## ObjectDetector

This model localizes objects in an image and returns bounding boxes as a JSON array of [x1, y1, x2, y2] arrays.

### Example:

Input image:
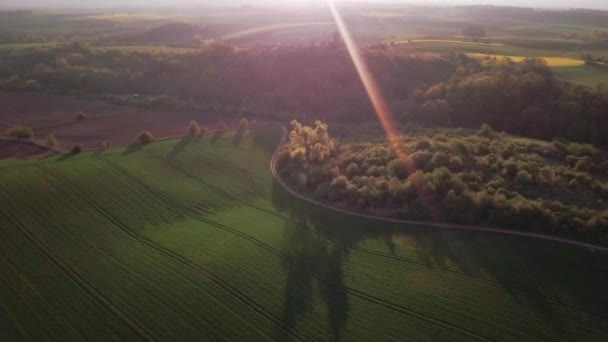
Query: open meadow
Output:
[[1, 126, 607, 340]]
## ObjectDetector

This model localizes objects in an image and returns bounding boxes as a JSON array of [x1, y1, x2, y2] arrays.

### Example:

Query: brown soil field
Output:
[[0, 91, 127, 130], [0, 139, 52, 159], [34, 110, 243, 151], [0, 91, 254, 158]]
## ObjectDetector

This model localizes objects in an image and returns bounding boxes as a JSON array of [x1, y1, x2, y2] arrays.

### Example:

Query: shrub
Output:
[[568, 143, 599, 158], [133, 131, 154, 145], [387, 159, 408, 179], [575, 159, 590, 172], [200, 126, 208, 135], [480, 123, 494, 137], [430, 152, 449, 169], [449, 156, 464, 172], [448, 138, 470, 155], [76, 112, 88, 121], [46, 134, 58, 147], [516, 170, 533, 184], [239, 118, 249, 129], [503, 160, 518, 177], [345, 163, 360, 177], [103, 141, 111, 149], [411, 151, 433, 169], [71, 144, 83, 154], [217, 121, 228, 132], [414, 139, 431, 151], [188, 120, 201, 136], [4, 125, 33, 139]]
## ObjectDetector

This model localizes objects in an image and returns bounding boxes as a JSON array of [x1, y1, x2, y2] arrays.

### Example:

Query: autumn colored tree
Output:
[[287, 120, 336, 163]]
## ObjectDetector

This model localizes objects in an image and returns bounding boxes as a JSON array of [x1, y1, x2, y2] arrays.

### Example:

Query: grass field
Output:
[[554, 64, 608, 88], [0, 126, 607, 340]]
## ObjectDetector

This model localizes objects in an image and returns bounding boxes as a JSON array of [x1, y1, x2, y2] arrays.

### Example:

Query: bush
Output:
[[71, 144, 83, 154], [345, 163, 360, 177], [503, 160, 518, 177], [217, 121, 228, 132], [46, 134, 58, 147], [414, 139, 431, 151], [76, 112, 88, 121], [4, 125, 33, 139], [516, 170, 533, 184], [239, 118, 249, 129], [133, 131, 154, 145], [568, 143, 599, 158], [480, 123, 494, 137], [188, 120, 201, 136], [449, 156, 464, 172]]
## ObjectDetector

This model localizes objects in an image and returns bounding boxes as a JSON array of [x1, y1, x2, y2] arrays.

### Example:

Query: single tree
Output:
[[71, 144, 83, 154], [188, 120, 201, 136], [133, 131, 154, 145], [46, 134, 58, 147]]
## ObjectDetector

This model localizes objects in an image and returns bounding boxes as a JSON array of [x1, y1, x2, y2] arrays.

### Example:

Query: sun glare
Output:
[[326, 0, 414, 173]]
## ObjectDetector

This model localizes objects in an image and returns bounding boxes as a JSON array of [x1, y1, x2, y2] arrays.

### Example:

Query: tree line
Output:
[[277, 121, 608, 244], [1, 43, 607, 146]]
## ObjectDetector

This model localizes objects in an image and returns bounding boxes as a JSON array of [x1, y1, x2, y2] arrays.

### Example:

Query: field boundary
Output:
[[270, 125, 608, 252]]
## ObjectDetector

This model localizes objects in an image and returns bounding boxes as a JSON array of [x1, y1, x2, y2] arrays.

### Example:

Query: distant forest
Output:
[[0, 43, 607, 146]]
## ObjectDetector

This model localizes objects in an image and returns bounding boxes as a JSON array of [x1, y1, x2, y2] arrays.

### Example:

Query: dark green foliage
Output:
[[71, 144, 83, 154], [279, 124, 608, 243]]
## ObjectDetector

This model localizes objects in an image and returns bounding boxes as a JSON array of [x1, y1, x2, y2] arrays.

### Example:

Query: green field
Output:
[[1, 126, 607, 340], [554, 64, 608, 88]]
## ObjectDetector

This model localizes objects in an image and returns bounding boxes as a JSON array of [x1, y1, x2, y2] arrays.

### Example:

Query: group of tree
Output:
[[1, 43, 608, 146], [277, 122, 608, 244]]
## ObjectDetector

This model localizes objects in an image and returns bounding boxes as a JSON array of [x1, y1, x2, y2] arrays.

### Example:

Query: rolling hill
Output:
[[0, 126, 607, 340]]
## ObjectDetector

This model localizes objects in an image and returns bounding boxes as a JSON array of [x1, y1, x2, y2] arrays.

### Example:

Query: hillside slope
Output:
[[0, 126, 607, 340]]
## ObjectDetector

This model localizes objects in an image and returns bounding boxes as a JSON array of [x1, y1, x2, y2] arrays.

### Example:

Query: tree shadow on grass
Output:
[[271, 180, 360, 341], [269, 178, 608, 340], [56, 152, 77, 162], [167, 136, 195, 161], [233, 127, 246, 146], [210, 131, 224, 144], [122, 143, 145, 156]]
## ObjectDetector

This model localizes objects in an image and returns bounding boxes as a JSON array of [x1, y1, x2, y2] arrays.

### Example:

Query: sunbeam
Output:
[[326, 0, 415, 174]]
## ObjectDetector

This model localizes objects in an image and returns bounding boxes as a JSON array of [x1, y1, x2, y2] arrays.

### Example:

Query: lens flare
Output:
[[326, 0, 414, 173]]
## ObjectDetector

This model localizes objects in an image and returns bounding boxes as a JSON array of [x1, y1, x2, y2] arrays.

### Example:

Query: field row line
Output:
[[36, 164, 296, 341], [138, 144, 607, 320], [96, 158, 311, 341], [134, 151, 489, 340], [0, 206, 155, 342]]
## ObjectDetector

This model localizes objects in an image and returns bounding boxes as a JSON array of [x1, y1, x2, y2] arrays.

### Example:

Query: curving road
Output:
[[270, 124, 608, 252]]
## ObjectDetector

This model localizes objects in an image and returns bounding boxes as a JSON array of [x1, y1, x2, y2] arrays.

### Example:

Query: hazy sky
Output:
[[0, 0, 606, 10]]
